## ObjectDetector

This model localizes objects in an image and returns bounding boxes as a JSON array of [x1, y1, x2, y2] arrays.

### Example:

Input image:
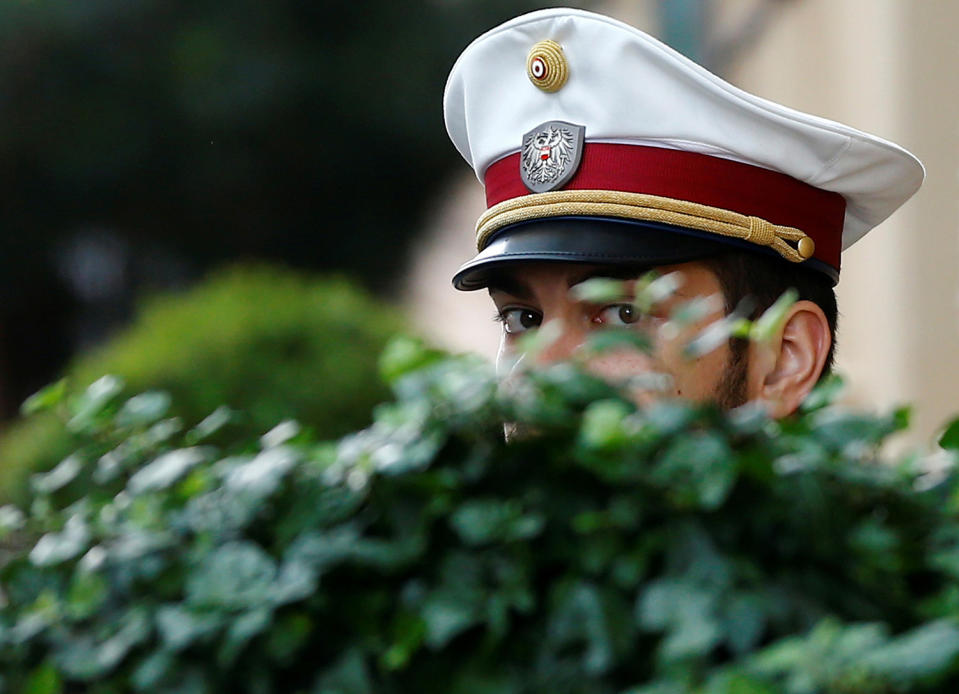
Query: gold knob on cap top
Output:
[[797, 235, 816, 260], [527, 40, 568, 93]]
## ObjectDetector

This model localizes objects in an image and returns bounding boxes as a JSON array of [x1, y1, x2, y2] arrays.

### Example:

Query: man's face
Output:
[[488, 260, 747, 408]]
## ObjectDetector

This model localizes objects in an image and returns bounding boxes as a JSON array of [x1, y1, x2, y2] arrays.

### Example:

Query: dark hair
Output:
[[703, 252, 838, 378]]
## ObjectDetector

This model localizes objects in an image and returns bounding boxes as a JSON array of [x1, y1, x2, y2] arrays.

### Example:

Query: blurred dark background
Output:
[[0, 0, 588, 417]]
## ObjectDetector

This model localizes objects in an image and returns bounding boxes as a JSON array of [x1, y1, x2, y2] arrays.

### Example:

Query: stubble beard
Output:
[[714, 340, 749, 410]]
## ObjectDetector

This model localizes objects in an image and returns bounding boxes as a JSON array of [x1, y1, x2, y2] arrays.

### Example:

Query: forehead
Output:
[[486, 261, 721, 299], [486, 262, 638, 294]]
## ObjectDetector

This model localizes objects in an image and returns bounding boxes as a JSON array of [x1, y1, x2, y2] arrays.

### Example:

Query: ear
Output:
[[746, 300, 831, 417]]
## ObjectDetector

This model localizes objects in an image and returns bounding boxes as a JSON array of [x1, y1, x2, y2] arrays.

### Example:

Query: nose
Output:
[[535, 319, 587, 365]]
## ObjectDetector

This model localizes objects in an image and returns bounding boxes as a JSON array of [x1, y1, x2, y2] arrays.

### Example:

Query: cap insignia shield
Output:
[[520, 121, 585, 193]]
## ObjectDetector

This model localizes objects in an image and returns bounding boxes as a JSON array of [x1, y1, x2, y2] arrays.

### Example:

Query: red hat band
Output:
[[481, 143, 846, 272]]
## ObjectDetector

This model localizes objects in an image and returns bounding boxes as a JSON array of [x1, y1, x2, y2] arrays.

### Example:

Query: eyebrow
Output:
[[487, 274, 532, 299], [486, 266, 655, 299]]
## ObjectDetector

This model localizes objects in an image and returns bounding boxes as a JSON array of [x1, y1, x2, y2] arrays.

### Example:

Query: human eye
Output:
[[494, 307, 543, 334], [595, 303, 641, 327]]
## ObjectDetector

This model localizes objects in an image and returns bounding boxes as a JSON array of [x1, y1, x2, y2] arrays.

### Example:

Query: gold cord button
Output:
[[797, 236, 816, 260], [527, 40, 568, 93]]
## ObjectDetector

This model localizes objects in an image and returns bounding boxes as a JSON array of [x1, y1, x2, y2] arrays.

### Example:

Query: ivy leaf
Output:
[[54, 608, 150, 680], [284, 526, 362, 573], [421, 591, 479, 650], [582, 329, 653, 356], [515, 319, 564, 360], [127, 448, 210, 494], [579, 399, 633, 450], [683, 315, 739, 359], [749, 289, 798, 343], [260, 420, 301, 448], [21, 380, 68, 417], [185, 405, 236, 444], [66, 375, 124, 433], [669, 295, 721, 328], [186, 542, 278, 611], [637, 579, 722, 662], [636, 271, 683, 313], [132, 651, 174, 691], [939, 418, 959, 451], [30, 515, 90, 567], [860, 620, 959, 682], [223, 447, 298, 499], [31, 455, 83, 495], [271, 559, 319, 606], [569, 277, 628, 303], [449, 499, 545, 546], [0, 504, 26, 534], [156, 605, 222, 652], [800, 373, 846, 412], [115, 391, 172, 428]]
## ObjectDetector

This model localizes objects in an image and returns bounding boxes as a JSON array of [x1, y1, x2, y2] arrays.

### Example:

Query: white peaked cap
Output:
[[443, 8, 924, 289]]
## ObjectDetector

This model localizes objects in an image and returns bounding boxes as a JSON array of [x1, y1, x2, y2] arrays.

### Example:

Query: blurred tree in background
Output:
[[0, 0, 568, 417], [0, 264, 404, 502]]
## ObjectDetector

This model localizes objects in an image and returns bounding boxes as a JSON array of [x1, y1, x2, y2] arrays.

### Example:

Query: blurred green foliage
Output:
[[2, 337, 959, 692], [0, 265, 402, 502]]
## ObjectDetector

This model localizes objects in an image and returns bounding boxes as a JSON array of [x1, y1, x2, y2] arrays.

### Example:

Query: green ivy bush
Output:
[[0, 265, 402, 503], [2, 333, 959, 693]]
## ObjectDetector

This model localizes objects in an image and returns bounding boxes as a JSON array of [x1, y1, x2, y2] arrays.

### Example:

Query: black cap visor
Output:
[[452, 216, 839, 290], [454, 216, 733, 291]]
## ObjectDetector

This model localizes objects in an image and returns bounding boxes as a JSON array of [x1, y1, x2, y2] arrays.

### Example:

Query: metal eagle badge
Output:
[[520, 120, 585, 193]]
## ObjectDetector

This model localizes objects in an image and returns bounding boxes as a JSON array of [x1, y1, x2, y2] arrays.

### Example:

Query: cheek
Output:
[[660, 344, 729, 399], [583, 349, 659, 386], [653, 314, 730, 397], [582, 349, 674, 408]]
